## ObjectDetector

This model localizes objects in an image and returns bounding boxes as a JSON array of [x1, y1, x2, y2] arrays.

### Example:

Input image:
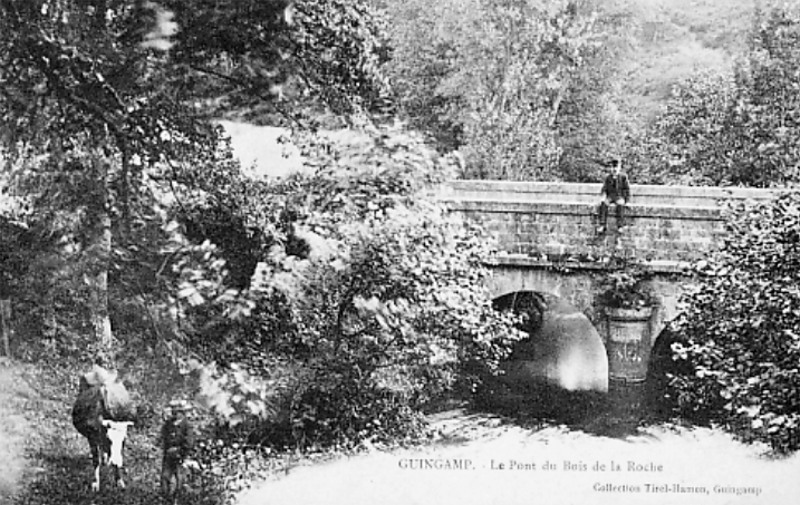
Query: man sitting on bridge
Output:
[[597, 157, 630, 235]]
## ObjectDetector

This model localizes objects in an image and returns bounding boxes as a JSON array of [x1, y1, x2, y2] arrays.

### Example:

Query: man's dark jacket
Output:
[[601, 173, 631, 202]]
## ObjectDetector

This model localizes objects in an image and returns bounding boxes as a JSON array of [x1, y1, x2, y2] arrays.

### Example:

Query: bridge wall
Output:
[[439, 181, 784, 263], [437, 181, 784, 382]]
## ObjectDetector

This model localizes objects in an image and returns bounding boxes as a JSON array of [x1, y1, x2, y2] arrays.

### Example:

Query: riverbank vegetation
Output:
[[667, 192, 800, 454]]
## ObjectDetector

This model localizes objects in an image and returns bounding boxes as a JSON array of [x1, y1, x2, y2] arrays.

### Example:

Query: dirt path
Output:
[[0, 358, 38, 503], [237, 410, 800, 505]]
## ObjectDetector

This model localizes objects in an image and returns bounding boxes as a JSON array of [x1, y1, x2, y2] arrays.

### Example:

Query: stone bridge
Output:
[[438, 180, 785, 408]]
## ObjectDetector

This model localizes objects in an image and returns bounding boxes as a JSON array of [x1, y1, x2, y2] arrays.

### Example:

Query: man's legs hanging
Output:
[[597, 200, 610, 233], [615, 200, 626, 228]]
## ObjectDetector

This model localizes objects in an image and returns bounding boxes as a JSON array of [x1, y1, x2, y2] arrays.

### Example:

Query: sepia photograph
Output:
[[1, 1, 800, 504]]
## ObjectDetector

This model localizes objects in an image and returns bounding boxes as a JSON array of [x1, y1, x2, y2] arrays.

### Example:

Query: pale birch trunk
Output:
[[89, 156, 114, 352]]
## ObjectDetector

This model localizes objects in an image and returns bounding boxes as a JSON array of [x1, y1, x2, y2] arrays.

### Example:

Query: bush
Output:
[[597, 261, 657, 310], [646, 6, 800, 187], [668, 193, 800, 453], [167, 126, 523, 450], [234, 199, 521, 449]]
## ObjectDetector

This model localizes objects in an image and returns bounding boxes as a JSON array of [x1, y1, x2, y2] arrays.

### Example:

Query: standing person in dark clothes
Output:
[[597, 157, 631, 234], [160, 399, 196, 504]]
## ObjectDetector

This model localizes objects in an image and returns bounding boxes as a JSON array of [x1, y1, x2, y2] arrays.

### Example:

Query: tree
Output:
[[555, 0, 642, 181], [381, 0, 610, 180], [668, 193, 800, 453], [645, 70, 738, 185], [646, 5, 800, 187], [0, 0, 390, 359], [165, 0, 393, 122], [1, 1, 217, 355]]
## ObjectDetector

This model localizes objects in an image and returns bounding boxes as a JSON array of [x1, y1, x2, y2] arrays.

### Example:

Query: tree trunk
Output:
[[88, 155, 114, 354], [1, 299, 11, 358], [549, 74, 572, 128], [90, 218, 113, 351]]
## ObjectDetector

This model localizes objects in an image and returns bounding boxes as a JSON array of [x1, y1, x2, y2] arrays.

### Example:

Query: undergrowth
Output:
[[4, 356, 408, 505], [7, 358, 228, 505]]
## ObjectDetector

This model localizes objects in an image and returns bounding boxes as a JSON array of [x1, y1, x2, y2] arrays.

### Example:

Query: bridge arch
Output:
[[491, 290, 608, 405], [486, 263, 597, 315], [482, 261, 691, 416]]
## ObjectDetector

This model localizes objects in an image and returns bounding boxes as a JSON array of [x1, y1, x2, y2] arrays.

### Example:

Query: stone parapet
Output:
[[440, 180, 788, 207], [439, 181, 785, 263]]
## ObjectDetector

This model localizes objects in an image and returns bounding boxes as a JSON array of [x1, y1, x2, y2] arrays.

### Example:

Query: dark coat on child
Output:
[[601, 172, 631, 202], [160, 407, 195, 502]]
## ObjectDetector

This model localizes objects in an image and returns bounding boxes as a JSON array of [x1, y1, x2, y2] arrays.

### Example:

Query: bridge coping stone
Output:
[[441, 180, 789, 200], [439, 180, 789, 208]]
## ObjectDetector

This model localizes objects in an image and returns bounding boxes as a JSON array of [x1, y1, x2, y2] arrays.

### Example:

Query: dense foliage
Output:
[[381, 0, 612, 180], [0, 0, 219, 356], [647, 6, 800, 186], [668, 193, 800, 453], [379, 0, 800, 186], [0, 0, 393, 357], [166, 0, 393, 120], [168, 128, 523, 449], [596, 261, 657, 310]]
